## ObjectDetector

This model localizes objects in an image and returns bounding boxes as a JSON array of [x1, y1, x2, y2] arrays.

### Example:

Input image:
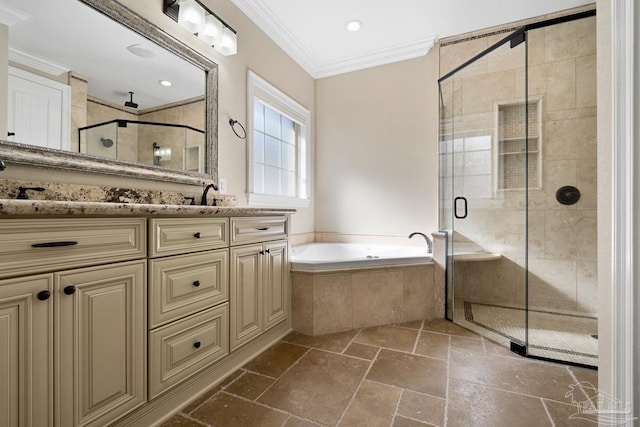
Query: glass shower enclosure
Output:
[[438, 10, 598, 367]]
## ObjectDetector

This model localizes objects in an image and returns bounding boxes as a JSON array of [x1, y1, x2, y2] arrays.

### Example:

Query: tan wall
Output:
[[314, 51, 440, 240], [1, 0, 316, 235]]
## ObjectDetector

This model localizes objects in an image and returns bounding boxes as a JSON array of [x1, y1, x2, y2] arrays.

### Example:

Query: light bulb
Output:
[[178, 0, 205, 34], [199, 14, 223, 46]]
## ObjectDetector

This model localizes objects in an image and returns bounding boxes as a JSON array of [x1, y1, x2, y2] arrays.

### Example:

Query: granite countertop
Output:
[[0, 199, 295, 217]]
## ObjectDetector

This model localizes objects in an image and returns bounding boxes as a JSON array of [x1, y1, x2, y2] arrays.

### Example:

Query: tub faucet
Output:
[[0, 159, 5, 171], [409, 232, 432, 253], [200, 182, 218, 205]]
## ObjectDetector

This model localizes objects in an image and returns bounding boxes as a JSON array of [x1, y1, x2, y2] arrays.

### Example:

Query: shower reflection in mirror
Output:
[[78, 119, 204, 171]]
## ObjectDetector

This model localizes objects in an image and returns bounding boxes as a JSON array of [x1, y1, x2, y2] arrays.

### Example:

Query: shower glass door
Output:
[[439, 11, 598, 367], [439, 31, 529, 352]]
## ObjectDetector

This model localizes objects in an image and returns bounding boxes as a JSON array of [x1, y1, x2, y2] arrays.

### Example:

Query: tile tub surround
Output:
[[291, 263, 439, 335], [0, 179, 237, 206], [162, 319, 598, 427]]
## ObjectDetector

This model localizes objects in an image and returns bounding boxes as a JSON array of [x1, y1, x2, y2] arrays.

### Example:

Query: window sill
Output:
[[247, 193, 311, 208]]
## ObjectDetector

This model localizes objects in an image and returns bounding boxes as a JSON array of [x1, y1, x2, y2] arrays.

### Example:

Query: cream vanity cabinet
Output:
[[229, 217, 289, 351], [147, 218, 230, 399], [0, 218, 146, 427]]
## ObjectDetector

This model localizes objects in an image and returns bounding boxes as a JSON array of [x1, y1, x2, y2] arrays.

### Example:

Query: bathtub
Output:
[[290, 242, 432, 271]]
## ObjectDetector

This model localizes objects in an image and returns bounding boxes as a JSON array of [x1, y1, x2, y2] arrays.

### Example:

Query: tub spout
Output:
[[409, 232, 432, 253]]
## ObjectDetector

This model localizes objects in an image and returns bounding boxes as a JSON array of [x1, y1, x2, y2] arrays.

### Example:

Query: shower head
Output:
[[100, 138, 114, 148], [125, 91, 138, 109]]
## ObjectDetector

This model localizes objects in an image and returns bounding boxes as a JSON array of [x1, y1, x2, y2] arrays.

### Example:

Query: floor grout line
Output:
[[252, 346, 313, 402], [540, 397, 557, 427], [443, 334, 452, 427], [334, 346, 382, 427]]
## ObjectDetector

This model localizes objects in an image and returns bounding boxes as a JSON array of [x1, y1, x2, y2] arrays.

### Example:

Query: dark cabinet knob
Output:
[[37, 290, 51, 301], [193, 280, 201, 287], [193, 341, 201, 349], [63, 285, 76, 295], [193, 232, 201, 239], [265, 248, 270, 254], [259, 250, 265, 255]]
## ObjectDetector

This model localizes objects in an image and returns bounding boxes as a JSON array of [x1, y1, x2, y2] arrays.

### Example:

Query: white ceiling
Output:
[[230, 0, 594, 78], [1, 0, 204, 110], [0, 0, 594, 108]]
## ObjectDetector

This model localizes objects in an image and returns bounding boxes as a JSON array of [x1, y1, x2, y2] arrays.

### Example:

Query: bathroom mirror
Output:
[[0, 0, 218, 185]]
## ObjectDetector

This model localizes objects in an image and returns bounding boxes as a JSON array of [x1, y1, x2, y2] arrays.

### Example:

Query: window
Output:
[[247, 71, 310, 207]]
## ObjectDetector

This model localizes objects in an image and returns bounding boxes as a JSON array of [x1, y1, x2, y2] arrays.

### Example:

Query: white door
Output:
[[7, 67, 70, 150]]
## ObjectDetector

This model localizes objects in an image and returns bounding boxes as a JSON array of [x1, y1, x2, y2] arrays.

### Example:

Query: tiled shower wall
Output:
[[439, 9, 597, 314]]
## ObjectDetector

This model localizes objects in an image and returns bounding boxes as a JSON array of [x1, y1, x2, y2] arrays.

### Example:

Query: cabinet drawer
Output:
[[149, 249, 229, 328], [230, 217, 288, 245], [148, 304, 229, 399], [0, 218, 146, 279], [149, 218, 229, 257]]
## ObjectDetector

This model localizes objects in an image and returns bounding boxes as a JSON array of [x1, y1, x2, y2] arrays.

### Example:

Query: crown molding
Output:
[[230, 0, 436, 79], [230, 0, 318, 77], [9, 47, 70, 76], [314, 36, 438, 78], [0, 2, 31, 26]]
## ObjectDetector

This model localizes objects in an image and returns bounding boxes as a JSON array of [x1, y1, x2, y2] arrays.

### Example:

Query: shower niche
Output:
[[438, 9, 598, 367], [79, 119, 205, 173]]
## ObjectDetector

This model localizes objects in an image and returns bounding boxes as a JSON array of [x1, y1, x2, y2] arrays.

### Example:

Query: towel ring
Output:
[[229, 119, 247, 139]]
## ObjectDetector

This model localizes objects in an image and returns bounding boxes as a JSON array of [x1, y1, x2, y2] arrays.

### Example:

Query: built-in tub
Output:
[[290, 242, 438, 336], [290, 242, 432, 271]]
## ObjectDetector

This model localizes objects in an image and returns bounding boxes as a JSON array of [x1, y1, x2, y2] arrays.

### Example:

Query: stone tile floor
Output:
[[162, 319, 598, 427]]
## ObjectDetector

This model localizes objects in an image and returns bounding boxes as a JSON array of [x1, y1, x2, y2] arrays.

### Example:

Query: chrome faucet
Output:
[[409, 232, 433, 253], [200, 182, 218, 205], [0, 159, 5, 171]]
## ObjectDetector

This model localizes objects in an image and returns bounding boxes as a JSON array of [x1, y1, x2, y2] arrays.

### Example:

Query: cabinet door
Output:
[[263, 241, 288, 331], [56, 261, 146, 427], [0, 275, 53, 427], [230, 245, 263, 351]]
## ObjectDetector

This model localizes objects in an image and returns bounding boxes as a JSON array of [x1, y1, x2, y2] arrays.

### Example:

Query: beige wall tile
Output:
[[544, 16, 596, 62], [462, 70, 516, 116], [546, 116, 597, 161], [352, 271, 403, 329], [576, 261, 598, 314], [440, 37, 489, 77], [576, 55, 597, 108], [402, 267, 435, 322], [455, 258, 518, 305], [544, 210, 597, 261], [526, 258, 577, 310], [312, 275, 353, 335], [576, 157, 598, 210], [527, 59, 576, 112], [291, 275, 313, 335]]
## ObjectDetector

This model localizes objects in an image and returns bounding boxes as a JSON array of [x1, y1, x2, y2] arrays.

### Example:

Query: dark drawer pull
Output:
[[256, 227, 270, 231], [193, 232, 201, 239], [193, 280, 201, 287], [63, 285, 76, 295], [32, 241, 78, 248], [193, 341, 201, 349], [37, 290, 51, 301]]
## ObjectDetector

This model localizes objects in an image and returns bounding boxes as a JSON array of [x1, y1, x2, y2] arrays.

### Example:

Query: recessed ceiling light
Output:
[[126, 44, 156, 58], [159, 80, 172, 87], [346, 20, 362, 32]]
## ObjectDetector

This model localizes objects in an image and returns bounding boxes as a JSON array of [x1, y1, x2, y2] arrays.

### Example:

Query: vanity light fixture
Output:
[[163, 0, 237, 56]]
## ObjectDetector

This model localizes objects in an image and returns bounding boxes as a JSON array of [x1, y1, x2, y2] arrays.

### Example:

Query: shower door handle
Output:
[[454, 197, 468, 219]]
